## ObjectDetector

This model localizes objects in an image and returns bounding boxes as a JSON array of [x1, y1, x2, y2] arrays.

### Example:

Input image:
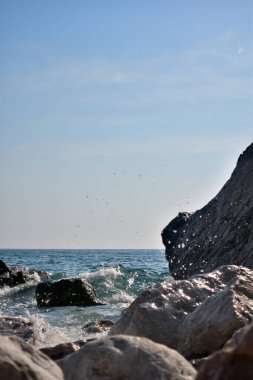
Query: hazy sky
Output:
[[0, 1, 252, 248]]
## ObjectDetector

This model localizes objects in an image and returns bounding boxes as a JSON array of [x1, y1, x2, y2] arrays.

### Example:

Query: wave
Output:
[[79, 264, 169, 305], [0, 273, 42, 298], [81, 265, 123, 280]]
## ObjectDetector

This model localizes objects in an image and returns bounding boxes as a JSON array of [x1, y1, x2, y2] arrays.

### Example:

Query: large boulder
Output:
[[109, 265, 253, 358], [36, 278, 104, 307], [196, 322, 253, 380], [57, 335, 196, 380], [177, 275, 253, 357], [0, 335, 63, 380], [162, 143, 253, 279]]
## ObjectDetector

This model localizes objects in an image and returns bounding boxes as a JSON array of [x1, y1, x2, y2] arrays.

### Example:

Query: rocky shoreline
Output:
[[0, 143, 253, 379]]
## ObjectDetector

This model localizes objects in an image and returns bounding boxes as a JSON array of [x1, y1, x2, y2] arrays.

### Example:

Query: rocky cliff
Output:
[[161, 143, 253, 279]]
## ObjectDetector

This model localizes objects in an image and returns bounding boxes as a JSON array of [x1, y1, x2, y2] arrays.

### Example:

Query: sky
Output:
[[0, 1, 252, 249]]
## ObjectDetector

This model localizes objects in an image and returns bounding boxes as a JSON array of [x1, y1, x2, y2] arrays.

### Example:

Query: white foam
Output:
[[111, 291, 135, 304], [81, 266, 123, 280], [30, 314, 109, 348]]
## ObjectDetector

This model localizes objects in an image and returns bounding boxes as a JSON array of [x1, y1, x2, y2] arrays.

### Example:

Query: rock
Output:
[[0, 259, 10, 274], [162, 142, 253, 279], [196, 322, 253, 380], [177, 275, 253, 358], [109, 265, 253, 358], [36, 277, 104, 307], [41, 340, 85, 360], [0, 335, 63, 380], [57, 335, 196, 380], [224, 322, 253, 350], [0, 260, 47, 288], [82, 319, 114, 334], [0, 316, 36, 344]]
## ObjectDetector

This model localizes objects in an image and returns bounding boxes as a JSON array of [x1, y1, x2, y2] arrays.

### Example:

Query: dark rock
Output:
[[82, 319, 114, 334], [109, 265, 253, 358], [196, 322, 253, 380], [0, 316, 46, 344], [0, 260, 47, 288], [0, 316, 35, 344], [162, 142, 253, 279], [224, 322, 253, 350], [40, 340, 85, 360], [0, 335, 63, 380], [190, 357, 209, 370], [0, 259, 10, 274], [36, 277, 104, 307]]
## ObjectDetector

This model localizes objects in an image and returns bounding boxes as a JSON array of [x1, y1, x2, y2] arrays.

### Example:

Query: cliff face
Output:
[[161, 143, 253, 279]]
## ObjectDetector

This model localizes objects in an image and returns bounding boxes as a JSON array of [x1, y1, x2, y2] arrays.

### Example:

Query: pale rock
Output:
[[110, 265, 253, 357], [177, 276, 253, 357], [0, 335, 63, 380], [58, 335, 196, 380]]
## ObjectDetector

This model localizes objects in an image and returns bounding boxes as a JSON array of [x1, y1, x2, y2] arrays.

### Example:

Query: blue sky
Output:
[[0, 1, 252, 248]]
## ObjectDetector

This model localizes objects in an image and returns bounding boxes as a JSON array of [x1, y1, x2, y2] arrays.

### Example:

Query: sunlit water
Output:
[[0, 249, 169, 347]]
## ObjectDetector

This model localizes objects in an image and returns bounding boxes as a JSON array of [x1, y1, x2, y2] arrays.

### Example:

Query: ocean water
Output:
[[0, 249, 169, 347]]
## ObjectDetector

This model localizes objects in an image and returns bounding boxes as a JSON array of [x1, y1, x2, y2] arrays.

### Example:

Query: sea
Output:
[[0, 249, 169, 347]]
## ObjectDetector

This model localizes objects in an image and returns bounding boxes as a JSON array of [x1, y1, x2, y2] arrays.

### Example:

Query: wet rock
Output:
[[196, 322, 253, 380], [82, 319, 114, 334], [110, 265, 253, 358], [0, 316, 37, 344], [0, 259, 10, 275], [41, 340, 85, 360], [36, 277, 104, 307], [0, 335, 63, 380], [57, 335, 196, 380], [0, 259, 47, 288], [162, 142, 253, 279]]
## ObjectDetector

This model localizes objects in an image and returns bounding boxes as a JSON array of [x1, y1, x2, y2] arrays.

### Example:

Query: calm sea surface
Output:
[[0, 249, 169, 346]]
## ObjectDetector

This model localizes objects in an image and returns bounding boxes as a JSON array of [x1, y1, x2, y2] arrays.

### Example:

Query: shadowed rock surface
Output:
[[36, 278, 104, 307], [162, 143, 253, 279], [196, 322, 253, 380], [57, 335, 196, 380], [109, 265, 253, 358], [41, 340, 86, 361], [0, 335, 63, 380]]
